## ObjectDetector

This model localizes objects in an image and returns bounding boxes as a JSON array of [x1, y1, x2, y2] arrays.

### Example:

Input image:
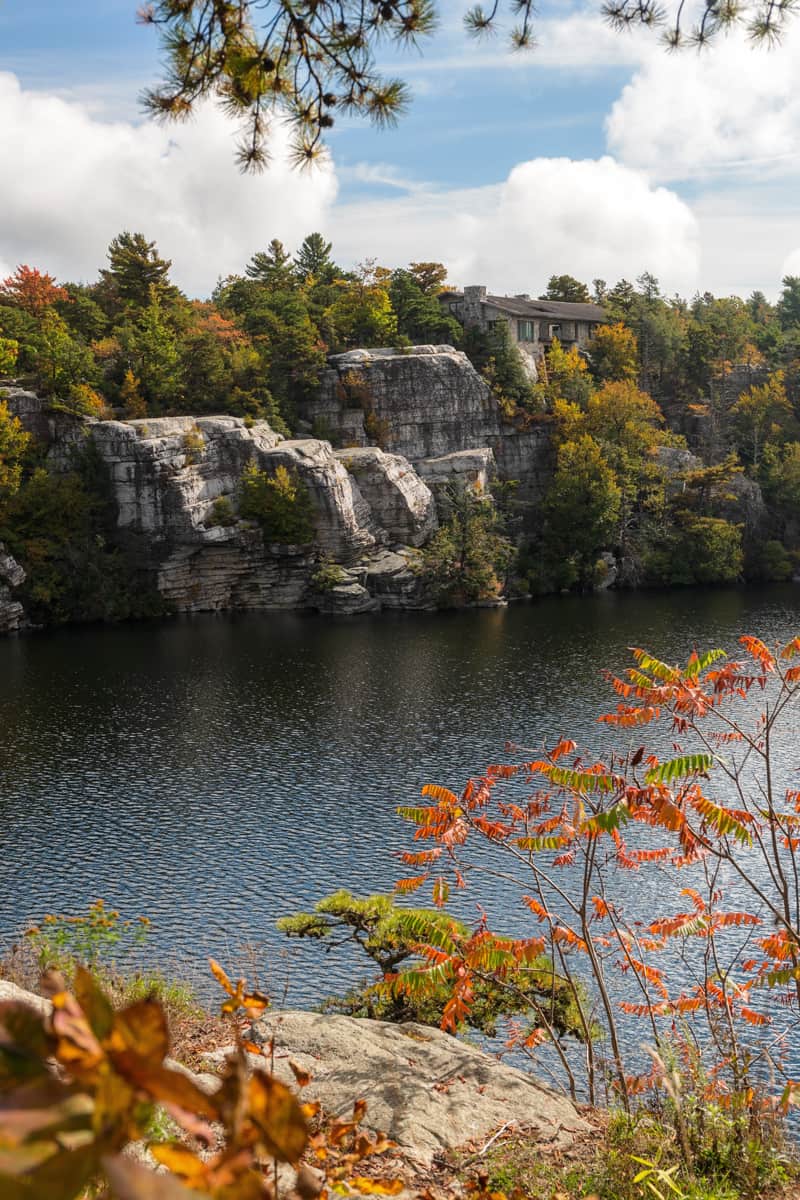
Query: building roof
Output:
[[441, 290, 604, 322]]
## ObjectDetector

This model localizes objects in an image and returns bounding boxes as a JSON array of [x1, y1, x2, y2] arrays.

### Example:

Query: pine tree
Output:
[[100, 232, 175, 311], [246, 240, 295, 289], [293, 233, 336, 284]]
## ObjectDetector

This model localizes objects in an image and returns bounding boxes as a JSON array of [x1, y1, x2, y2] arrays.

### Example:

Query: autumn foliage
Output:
[[0, 959, 403, 1199], [0, 265, 68, 316], [393, 634, 800, 1146]]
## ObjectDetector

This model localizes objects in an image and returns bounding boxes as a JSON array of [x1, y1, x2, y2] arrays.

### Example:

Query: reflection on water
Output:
[[1, 585, 800, 1008]]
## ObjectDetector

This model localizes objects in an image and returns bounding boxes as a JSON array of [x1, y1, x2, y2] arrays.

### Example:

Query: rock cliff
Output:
[[87, 414, 437, 615], [306, 346, 551, 501], [0, 543, 25, 633]]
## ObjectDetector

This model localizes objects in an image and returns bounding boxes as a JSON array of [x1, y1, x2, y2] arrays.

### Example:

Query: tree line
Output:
[[4, 239, 800, 618]]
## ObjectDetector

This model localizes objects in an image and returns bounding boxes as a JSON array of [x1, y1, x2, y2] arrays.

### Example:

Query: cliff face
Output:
[[88, 415, 438, 615], [0, 544, 25, 633], [307, 346, 551, 500], [2, 347, 548, 628]]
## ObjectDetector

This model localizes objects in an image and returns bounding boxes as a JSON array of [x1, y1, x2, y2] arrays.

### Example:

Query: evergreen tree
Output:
[[246, 240, 295, 289], [777, 276, 800, 330], [540, 274, 591, 303], [293, 233, 337, 284], [389, 270, 461, 346], [99, 232, 175, 311]]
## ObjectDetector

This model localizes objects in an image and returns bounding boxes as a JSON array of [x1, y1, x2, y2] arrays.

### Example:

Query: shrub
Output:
[[278, 889, 584, 1038], [239, 460, 316, 545], [181, 425, 205, 464], [208, 495, 237, 527], [310, 558, 347, 591]]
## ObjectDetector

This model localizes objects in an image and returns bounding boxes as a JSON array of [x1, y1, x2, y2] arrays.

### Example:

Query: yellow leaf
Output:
[[247, 1070, 308, 1162], [109, 1000, 169, 1066], [208, 958, 235, 998], [348, 1177, 404, 1195], [150, 1142, 208, 1183], [103, 1153, 211, 1198]]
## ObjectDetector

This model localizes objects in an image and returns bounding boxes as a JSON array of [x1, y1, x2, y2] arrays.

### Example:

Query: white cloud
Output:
[[1, 73, 337, 296], [1, 69, 699, 299], [327, 156, 700, 295], [606, 26, 800, 182]]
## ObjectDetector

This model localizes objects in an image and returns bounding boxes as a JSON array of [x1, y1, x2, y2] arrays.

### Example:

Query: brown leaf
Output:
[[247, 1069, 308, 1162], [51, 992, 104, 1077], [295, 1163, 324, 1200], [24, 1142, 99, 1200], [289, 1061, 313, 1088], [109, 1000, 169, 1066], [353, 1098, 367, 1124], [108, 1058, 218, 1122]]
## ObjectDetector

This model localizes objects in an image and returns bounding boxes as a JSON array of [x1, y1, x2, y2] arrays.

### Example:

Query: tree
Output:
[[389, 270, 462, 347], [730, 370, 794, 465], [541, 434, 621, 588], [116, 292, 182, 410], [586, 321, 638, 383], [419, 482, 513, 606], [534, 337, 592, 408], [325, 262, 397, 350], [0, 400, 31, 507], [777, 275, 800, 330], [99, 232, 175, 311], [32, 311, 97, 398], [0, 265, 68, 316], [239, 461, 316, 544], [407, 262, 449, 295], [540, 274, 590, 303], [246, 240, 296, 289], [293, 233, 337, 284], [0, 337, 18, 376], [141, 2, 794, 169], [464, 320, 534, 414]]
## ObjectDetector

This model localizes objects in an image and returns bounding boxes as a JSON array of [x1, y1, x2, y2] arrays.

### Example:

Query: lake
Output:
[[2, 584, 800, 1016]]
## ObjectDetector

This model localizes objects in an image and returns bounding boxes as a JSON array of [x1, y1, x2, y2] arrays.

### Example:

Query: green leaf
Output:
[[644, 754, 713, 784]]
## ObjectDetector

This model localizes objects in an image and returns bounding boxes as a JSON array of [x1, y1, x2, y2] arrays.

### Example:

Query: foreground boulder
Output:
[[210, 1010, 589, 1165]]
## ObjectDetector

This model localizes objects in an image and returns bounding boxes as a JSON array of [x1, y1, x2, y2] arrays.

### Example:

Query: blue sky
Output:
[[2, 1, 800, 297]]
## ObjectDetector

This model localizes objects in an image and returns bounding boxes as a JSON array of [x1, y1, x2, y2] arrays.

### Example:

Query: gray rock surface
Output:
[[0, 979, 51, 1018], [334, 447, 437, 547], [306, 346, 551, 504], [82, 415, 442, 615], [362, 548, 429, 610], [0, 543, 26, 633], [207, 1010, 588, 1164], [417, 449, 495, 498]]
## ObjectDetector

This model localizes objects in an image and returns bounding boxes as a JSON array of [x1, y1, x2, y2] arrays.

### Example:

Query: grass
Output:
[[452, 1106, 798, 1200], [0, 914, 232, 1070]]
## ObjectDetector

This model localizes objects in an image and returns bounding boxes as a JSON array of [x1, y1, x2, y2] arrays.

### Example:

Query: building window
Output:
[[517, 319, 534, 341], [548, 323, 562, 339]]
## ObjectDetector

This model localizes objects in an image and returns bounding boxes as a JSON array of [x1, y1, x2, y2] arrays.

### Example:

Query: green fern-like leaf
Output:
[[645, 754, 714, 784]]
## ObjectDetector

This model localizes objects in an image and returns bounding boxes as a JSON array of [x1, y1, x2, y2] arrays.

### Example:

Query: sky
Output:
[[2, 0, 800, 299]]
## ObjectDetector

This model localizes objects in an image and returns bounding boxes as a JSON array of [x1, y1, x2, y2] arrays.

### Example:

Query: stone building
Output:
[[440, 285, 605, 367]]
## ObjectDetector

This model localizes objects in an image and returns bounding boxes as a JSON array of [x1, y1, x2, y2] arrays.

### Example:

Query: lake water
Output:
[[2, 585, 800, 1018]]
